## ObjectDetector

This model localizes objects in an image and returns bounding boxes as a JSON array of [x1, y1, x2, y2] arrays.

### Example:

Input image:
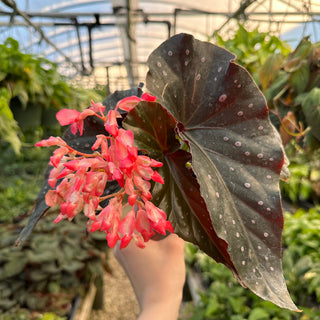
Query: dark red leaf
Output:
[[145, 33, 297, 310], [124, 102, 236, 270]]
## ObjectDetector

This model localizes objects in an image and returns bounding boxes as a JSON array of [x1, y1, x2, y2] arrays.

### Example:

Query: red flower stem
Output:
[[93, 113, 107, 122], [99, 188, 125, 202]]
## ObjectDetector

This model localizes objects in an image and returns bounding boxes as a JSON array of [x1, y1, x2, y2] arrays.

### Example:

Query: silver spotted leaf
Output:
[[123, 101, 236, 271], [145, 33, 298, 311]]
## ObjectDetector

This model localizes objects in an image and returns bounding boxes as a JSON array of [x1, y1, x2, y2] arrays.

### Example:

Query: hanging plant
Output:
[[17, 33, 299, 312]]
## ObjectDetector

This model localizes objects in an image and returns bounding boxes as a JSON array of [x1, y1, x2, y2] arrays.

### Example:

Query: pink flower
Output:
[[141, 93, 157, 102], [116, 93, 157, 112], [92, 135, 110, 159], [90, 100, 106, 114], [145, 201, 174, 235], [56, 108, 95, 135], [83, 171, 108, 196], [119, 209, 136, 248], [104, 110, 119, 136], [38, 94, 174, 250], [50, 147, 69, 168], [135, 209, 155, 242], [45, 189, 62, 207], [56, 109, 82, 135], [83, 197, 99, 220], [115, 129, 134, 160], [35, 136, 67, 147]]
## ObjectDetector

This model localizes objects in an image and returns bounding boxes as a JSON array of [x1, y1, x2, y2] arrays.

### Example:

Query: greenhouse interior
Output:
[[0, 0, 319, 319]]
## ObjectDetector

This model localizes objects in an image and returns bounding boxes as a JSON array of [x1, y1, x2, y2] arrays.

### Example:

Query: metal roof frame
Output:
[[0, 0, 319, 90]]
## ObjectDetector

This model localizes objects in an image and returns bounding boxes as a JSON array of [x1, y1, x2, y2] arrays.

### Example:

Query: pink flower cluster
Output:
[[36, 94, 174, 249]]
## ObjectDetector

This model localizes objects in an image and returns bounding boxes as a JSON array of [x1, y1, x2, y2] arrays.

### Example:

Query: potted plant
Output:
[[19, 33, 299, 312]]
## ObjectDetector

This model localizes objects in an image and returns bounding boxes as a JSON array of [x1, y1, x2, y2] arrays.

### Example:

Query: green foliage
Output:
[[0, 310, 66, 320], [216, 25, 320, 202], [261, 38, 320, 149], [0, 37, 105, 153], [214, 24, 291, 85], [183, 206, 320, 320], [280, 141, 320, 203], [215, 25, 320, 151], [0, 134, 108, 319], [0, 211, 108, 316], [0, 87, 21, 153], [282, 207, 320, 306], [0, 133, 51, 223]]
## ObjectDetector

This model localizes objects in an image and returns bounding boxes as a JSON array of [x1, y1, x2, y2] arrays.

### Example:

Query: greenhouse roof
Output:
[[0, 0, 319, 91]]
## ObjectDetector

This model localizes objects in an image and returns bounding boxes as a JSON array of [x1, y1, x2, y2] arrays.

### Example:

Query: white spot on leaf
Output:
[[237, 111, 244, 117], [219, 94, 227, 102]]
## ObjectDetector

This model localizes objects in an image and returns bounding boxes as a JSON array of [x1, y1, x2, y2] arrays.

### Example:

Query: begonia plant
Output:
[[17, 33, 299, 311]]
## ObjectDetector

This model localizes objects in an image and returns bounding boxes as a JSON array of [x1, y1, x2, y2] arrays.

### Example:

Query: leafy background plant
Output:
[[214, 24, 291, 86], [181, 206, 320, 320], [0, 38, 109, 319], [0, 37, 104, 154]]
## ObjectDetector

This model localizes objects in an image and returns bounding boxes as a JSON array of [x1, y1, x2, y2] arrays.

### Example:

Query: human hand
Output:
[[113, 233, 185, 320]]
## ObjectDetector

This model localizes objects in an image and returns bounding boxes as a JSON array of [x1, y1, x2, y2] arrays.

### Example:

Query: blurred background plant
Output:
[[0, 38, 108, 319], [0, 37, 104, 155], [0, 211, 109, 318], [181, 206, 320, 320]]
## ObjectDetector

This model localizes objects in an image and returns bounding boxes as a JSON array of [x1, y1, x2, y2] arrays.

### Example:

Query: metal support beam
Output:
[[73, 17, 88, 75], [0, 0, 81, 73], [212, 0, 257, 35], [111, 0, 139, 87]]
